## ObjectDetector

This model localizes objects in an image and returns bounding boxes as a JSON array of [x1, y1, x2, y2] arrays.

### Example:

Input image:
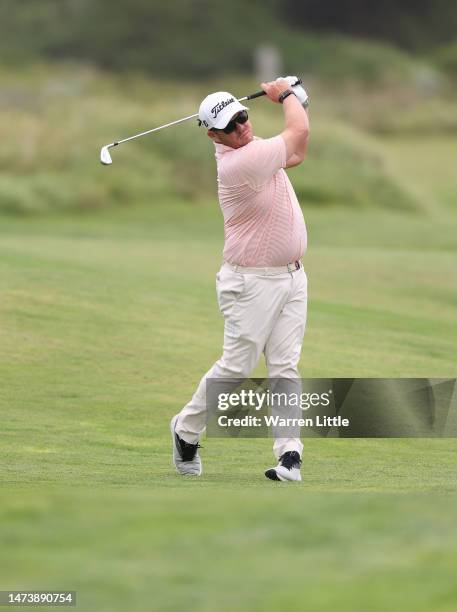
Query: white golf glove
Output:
[[276, 75, 309, 108]]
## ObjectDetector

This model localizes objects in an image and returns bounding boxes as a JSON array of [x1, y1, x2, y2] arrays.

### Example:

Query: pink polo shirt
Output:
[[215, 135, 307, 267]]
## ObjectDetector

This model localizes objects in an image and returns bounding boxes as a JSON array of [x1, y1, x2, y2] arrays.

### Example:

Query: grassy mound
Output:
[[288, 122, 424, 210], [0, 63, 429, 215]]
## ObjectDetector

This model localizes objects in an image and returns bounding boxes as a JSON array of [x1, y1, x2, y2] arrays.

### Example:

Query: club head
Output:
[[100, 145, 112, 165]]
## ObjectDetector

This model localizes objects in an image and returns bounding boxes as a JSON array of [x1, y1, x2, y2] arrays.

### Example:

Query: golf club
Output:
[[100, 79, 304, 165]]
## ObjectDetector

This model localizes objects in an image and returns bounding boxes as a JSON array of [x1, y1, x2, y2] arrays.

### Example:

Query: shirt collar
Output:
[[214, 136, 259, 159], [214, 141, 235, 159]]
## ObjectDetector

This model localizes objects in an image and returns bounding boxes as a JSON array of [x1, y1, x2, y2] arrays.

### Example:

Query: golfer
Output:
[[171, 77, 310, 481]]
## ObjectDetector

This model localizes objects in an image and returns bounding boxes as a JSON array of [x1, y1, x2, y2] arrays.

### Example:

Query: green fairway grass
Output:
[[380, 137, 457, 210], [1, 59, 456, 609], [1, 184, 457, 610], [1, 489, 457, 612]]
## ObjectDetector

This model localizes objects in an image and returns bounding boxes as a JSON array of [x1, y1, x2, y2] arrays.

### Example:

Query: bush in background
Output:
[[0, 0, 444, 87], [434, 41, 457, 78]]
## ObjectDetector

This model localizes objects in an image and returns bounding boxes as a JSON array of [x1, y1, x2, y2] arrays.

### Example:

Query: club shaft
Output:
[[114, 112, 199, 146], [107, 80, 301, 148], [112, 95, 252, 147]]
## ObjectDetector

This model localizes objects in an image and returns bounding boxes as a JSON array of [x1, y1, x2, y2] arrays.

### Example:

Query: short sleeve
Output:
[[235, 135, 287, 188]]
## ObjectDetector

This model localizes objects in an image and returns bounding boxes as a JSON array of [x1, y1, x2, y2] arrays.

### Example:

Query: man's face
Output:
[[207, 112, 253, 149]]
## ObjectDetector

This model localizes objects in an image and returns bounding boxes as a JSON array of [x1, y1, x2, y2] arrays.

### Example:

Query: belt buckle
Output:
[[287, 261, 299, 273]]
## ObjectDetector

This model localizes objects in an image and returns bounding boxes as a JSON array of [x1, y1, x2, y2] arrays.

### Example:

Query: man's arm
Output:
[[261, 79, 310, 167], [285, 141, 308, 168], [284, 153, 303, 168]]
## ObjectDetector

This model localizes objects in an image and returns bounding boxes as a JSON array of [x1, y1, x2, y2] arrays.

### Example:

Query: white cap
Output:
[[198, 91, 248, 129]]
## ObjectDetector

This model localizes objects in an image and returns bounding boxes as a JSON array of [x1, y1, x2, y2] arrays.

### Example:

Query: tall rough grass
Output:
[[0, 62, 443, 215]]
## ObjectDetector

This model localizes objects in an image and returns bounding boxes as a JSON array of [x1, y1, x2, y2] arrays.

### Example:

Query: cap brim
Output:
[[213, 102, 249, 129]]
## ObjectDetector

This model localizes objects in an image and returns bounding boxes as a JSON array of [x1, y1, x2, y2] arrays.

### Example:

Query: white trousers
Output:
[[176, 262, 308, 459]]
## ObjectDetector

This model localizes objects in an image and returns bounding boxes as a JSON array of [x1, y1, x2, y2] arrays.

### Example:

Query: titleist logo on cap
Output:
[[211, 97, 234, 118]]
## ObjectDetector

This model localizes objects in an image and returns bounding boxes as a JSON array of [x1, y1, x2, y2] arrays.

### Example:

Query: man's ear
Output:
[[207, 129, 217, 141]]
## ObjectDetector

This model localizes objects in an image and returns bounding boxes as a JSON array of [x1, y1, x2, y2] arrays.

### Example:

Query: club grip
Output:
[[246, 79, 302, 101], [246, 90, 266, 100]]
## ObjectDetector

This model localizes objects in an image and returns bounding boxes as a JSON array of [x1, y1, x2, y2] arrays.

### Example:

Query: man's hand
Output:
[[284, 76, 309, 108], [260, 79, 292, 103], [262, 77, 309, 108], [261, 76, 309, 165]]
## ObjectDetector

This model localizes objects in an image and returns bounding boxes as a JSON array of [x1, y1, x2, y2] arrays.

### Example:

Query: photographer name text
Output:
[[217, 415, 349, 428]]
